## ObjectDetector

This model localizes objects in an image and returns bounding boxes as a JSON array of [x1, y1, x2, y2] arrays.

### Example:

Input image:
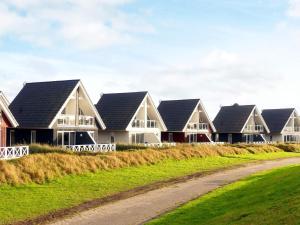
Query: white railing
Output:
[[0, 146, 29, 160], [132, 120, 158, 128], [250, 141, 276, 145], [285, 127, 300, 132], [244, 125, 264, 132], [197, 142, 225, 145], [64, 144, 116, 153], [79, 115, 95, 127], [187, 123, 209, 131], [132, 120, 145, 128], [143, 142, 176, 148], [147, 120, 157, 128], [57, 114, 95, 127], [57, 114, 75, 127]]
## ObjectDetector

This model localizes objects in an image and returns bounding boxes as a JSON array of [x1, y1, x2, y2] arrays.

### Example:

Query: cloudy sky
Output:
[[0, 0, 300, 117]]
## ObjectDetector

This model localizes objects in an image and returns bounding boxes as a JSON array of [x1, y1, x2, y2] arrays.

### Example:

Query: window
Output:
[[228, 134, 232, 144], [244, 134, 254, 143], [31, 130, 37, 144], [188, 133, 197, 143], [131, 133, 145, 144], [215, 134, 219, 142], [111, 136, 115, 143], [168, 133, 173, 142], [57, 132, 63, 145], [57, 131, 76, 146], [10, 130, 15, 146]]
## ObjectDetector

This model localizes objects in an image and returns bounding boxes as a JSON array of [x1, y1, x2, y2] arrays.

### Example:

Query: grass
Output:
[[148, 164, 300, 225], [2, 143, 300, 185], [0, 151, 299, 225]]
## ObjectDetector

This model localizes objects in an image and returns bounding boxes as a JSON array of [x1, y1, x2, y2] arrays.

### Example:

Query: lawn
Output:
[[148, 163, 300, 225], [0, 152, 299, 225]]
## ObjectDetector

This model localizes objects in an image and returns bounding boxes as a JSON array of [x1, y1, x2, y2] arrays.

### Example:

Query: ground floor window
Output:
[[228, 134, 233, 144], [188, 133, 197, 143], [284, 135, 299, 143], [57, 131, 76, 146], [168, 133, 173, 142], [131, 133, 145, 144], [244, 134, 254, 143], [10, 130, 15, 146], [31, 130, 36, 144]]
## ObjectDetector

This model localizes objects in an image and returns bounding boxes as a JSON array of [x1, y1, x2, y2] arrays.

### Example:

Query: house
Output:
[[262, 108, 300, 143], [158, 99, 216, 143], [8, 80, 106, 146], [213, 104, 270, 143], [95, 91, 167, 144], [0, 92, 19, 147]]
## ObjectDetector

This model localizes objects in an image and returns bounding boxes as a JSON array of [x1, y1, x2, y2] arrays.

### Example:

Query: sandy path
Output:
[[49, 157, 300, 225]]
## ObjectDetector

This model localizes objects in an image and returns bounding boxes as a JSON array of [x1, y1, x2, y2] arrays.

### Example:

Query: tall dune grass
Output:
[[0, 144, 299, 185]]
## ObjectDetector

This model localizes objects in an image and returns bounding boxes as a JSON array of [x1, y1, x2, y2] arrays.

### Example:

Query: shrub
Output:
[[0, 143, 297, 186]]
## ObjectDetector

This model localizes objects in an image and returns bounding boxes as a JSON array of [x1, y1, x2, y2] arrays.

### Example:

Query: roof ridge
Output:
[[160, 98, 200, 102], [25, 79, 80, 85], [101, 91, 148, 95]]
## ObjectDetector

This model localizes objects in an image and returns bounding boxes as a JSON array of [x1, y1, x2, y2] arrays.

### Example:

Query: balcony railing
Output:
[[57, 114, 75, 127], [147, 120, 157, 128], [244, 125, 264, 132], [57, 114, 95, 127], [132, 120, 157, 128], [187, 123, 209, 131], [132, 120, 145, 128], [284, 126, 300, 132], [79, 115, 95, 127]]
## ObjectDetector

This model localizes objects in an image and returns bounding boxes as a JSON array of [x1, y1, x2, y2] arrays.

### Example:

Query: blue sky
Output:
[[0, 0, 300, 117]]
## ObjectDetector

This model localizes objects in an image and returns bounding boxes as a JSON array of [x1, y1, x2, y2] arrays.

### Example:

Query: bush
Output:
[[29, 144, 71, 154], [0, 143, 295, 186]]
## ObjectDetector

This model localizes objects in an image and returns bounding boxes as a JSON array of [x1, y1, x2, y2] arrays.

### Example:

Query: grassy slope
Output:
[[148, 163, 300, 225], [0, 152, 298, 225]]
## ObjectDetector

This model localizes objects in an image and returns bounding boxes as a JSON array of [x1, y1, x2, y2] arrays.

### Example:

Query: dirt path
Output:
[[49, 157, 300, 225]]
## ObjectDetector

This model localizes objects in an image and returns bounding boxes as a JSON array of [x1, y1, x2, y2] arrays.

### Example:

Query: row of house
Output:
[[0, 79, 299, 147]]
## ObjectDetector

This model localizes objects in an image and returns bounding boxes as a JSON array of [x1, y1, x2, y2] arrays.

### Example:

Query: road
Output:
[[49, 157, 300, 225]]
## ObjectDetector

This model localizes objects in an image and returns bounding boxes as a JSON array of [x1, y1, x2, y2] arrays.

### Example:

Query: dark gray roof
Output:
[[213, 104, 256, 133], [158, 99, 200, 131], [10, 80, 80, 128], [262, 108, 295, 133], [96, 92, 147, 130]]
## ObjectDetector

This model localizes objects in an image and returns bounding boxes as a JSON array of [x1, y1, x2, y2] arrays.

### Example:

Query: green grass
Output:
[[148, 162, 300, 225], [0, 152, 298, 225]]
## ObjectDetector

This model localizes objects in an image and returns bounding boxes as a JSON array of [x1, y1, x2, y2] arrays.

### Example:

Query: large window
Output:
[[284, 135, 298, 143], [188, 133, 197, 143], [131, 133, 145, 144], [57, 131, 76, 146]]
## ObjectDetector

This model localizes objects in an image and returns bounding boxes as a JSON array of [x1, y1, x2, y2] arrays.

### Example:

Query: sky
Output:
[[0, 0, 300, 118]]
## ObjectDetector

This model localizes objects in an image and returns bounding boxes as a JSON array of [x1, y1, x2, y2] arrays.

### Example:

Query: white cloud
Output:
[[0, 0, 153, 49], [287, 0, 300, 17], [0, 47, 298, 118]]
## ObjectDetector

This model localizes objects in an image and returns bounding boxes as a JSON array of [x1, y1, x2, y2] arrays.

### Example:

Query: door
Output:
[[245, 134, 254, 143], [57, 131, 76, 146]]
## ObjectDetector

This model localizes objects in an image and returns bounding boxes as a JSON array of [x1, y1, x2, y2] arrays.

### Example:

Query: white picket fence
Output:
[[64, 144, 116, 153], [0, 146, 29, 160], [143, 142, 177, 148], [196, 142, 225, 145], [249, 141, 276, 145]]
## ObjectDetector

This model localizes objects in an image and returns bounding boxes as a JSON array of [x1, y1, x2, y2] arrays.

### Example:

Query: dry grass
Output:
[[0, 144, 298, 186]]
